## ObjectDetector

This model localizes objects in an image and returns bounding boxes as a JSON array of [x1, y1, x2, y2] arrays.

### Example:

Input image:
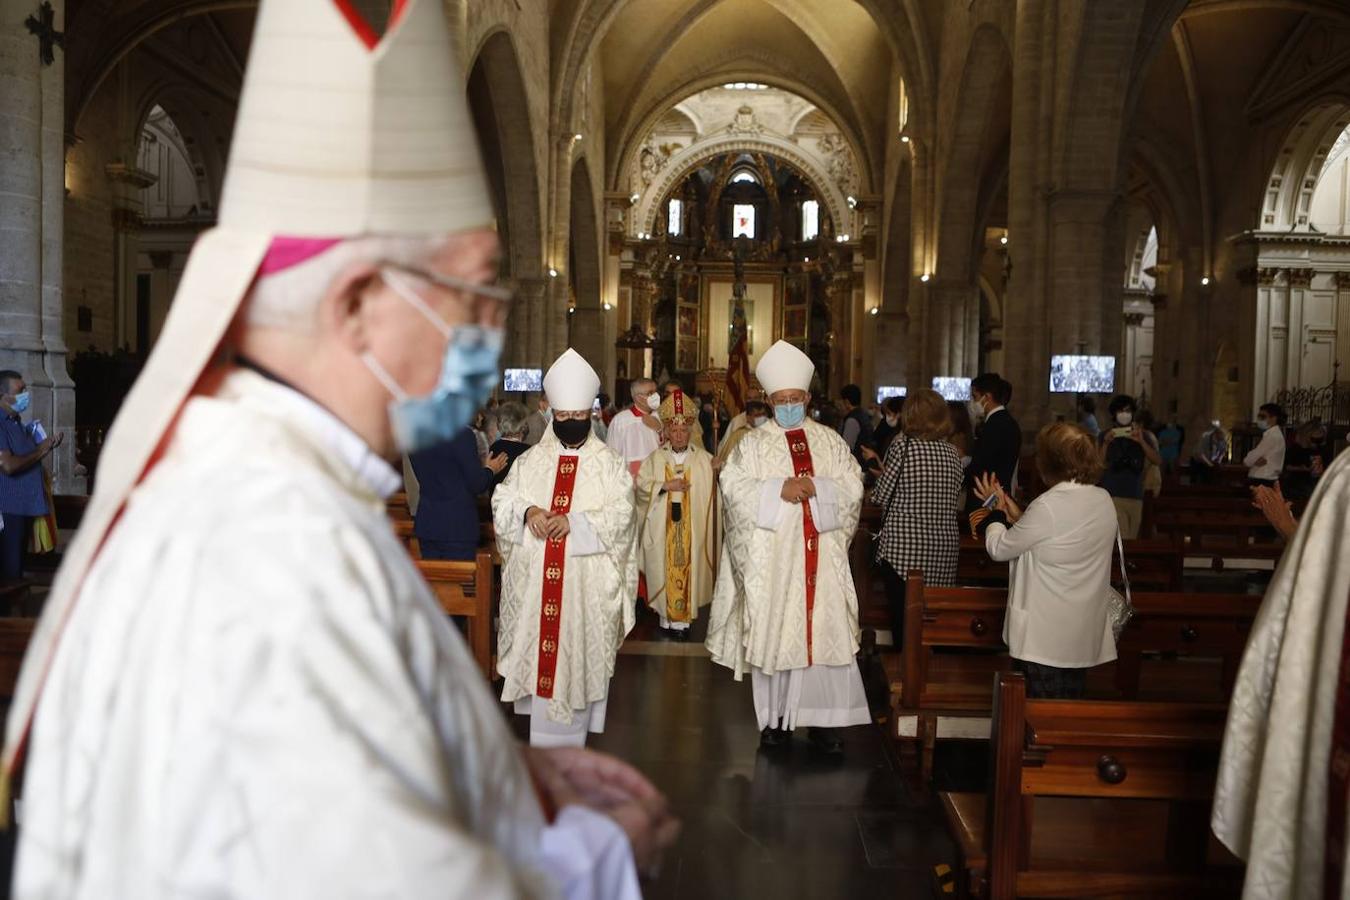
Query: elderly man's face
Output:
[[769, 389, 809, 407], [667, 419, 691, 450], [362, 230, 505, 399]]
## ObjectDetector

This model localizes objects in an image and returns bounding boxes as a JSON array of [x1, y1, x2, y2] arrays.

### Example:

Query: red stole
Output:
[[1326, 585, 1350, 896], [785, 429, 820, 666], [536, 454, 579, 699], [630, 405, 645, 418]]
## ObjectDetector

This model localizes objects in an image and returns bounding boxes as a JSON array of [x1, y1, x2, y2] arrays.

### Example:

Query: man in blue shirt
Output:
[[0, 371, 62, 580]]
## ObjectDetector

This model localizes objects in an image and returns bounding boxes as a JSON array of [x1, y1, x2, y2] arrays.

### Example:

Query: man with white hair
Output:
[[707, 341, 869, 755], [636, 390, 720, 639], [606, 377, 663, 479], [494, 350, 638, 747], [3, 2, 673, 896]]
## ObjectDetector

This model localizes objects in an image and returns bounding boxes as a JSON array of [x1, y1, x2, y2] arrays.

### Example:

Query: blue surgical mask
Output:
[[774, 403, 806, 429], [363, 270, 503, 453], [11, 392, 30, 415], [1257, 418, 1270, 432]]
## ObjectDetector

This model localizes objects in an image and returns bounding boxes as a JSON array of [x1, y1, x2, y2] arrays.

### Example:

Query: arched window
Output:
[[730, 170, 759, 185], [668, 198, 683, 236], [732, 204, 756, 238], [801, 200, 819, 241], [897, 78, 910, 135]]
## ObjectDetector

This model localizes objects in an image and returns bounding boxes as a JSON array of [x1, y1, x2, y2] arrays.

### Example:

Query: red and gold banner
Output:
[[785, 429, 819, 666], [536, 454, 579, 698]]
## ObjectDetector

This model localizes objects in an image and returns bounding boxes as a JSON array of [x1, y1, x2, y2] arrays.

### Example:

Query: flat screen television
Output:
[[875, 386, 907, 403], [931, 377, 972, 401], [503, 368, 543, 392], [1049, 355, 1116, 393]]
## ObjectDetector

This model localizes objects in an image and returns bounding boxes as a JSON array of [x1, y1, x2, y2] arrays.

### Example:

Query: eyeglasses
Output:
[[382, 263, 515, 329]]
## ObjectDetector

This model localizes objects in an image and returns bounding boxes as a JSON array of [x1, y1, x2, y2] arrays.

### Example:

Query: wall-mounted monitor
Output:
[[876, 386, 908, 403], [503, 368, 543, 392], [1049, 355, 1116, 393], [931, 377, 972, 401]]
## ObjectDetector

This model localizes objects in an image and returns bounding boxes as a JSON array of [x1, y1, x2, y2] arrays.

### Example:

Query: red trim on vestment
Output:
[[331, 0, 381, 49], [536, 455, 579, 698], [630, 405, 644, 418], [785, 429, 819, 666]]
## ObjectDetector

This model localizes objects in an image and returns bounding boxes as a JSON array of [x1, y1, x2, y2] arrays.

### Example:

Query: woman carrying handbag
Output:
[[866, 389, 964, 647]]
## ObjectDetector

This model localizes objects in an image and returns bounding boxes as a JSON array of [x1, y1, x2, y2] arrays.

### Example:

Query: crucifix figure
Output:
[[25, 1, 65, 67]]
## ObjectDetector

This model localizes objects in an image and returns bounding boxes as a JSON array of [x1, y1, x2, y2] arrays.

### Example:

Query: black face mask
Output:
[[553, 418, 591, 446]]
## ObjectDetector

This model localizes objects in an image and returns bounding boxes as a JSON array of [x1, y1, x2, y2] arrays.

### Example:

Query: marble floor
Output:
[[515, 615, 965, 900]]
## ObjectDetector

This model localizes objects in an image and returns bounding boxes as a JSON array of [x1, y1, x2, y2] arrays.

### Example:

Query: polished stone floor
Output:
[[532, 610, 963, 900]]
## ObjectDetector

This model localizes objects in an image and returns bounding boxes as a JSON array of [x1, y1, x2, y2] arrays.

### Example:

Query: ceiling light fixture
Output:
[[869, 306, 880, 316], [1201, 276, 1211, 286], [548, 268, 558, 278], [920, 273, 930, 283]]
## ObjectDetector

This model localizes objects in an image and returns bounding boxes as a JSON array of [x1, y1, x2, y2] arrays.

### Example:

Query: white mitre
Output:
[[544, 350, 602, 412], [4, 0, 494, 784], [756, 340, 816, 396]]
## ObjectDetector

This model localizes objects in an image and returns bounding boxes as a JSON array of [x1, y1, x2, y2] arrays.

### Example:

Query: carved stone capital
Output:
[[1335, 271, 1350, 290], [1288, 267, 1315, 288], [1123, 312, 1146, 327]]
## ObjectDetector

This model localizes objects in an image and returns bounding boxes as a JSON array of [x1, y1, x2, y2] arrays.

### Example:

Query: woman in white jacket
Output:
[[970, 422, 1119, 698]]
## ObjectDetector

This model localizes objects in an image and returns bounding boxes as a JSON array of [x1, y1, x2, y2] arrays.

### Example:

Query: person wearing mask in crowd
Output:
[[971, 423, 1118, 699], [1282, 422, 1332, 502], [1136, 409, 1163, 498], [837, 384, 873, 463], [868, 389, 963, 647], [871, 396, 905, 459], [964, 373, 1021, 512], [715, 399, 770, 468], [1076, 395, 1100, 439], [1096, 394, 1160, 539], [707, 341, 868, 756], [523, 393, 550, 446], [946, 399, 974, 465], [1244, 403, 1287, 487], [486, 400, 533, 488], [493, 350, 638, 748], [1191, 418, 1229, 483], [605, 378, 663, 479], [0, 371, 62, 581], [4, 3, 674, 892], [636, 390, 720, 640], [411, 430, 508, 561]]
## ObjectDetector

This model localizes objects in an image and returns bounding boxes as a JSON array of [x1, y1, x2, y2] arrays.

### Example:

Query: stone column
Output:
[[0, 0, 79, 491], [511, 277, 547, 370], [1335, 272, 1350, 380]]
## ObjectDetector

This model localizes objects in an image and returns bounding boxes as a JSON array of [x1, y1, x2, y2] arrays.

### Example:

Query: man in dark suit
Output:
[[410, 429, 508, 560], [964, 372, 1021, 511]]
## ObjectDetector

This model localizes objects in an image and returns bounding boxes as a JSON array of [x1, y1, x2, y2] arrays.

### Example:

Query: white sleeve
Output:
[[807, 477, 842, 533], [565, 512, 604, 557], [983, 497, 1058, 562], [539, 806, 642, 900], [1243, 429, 1277, 467], [756, 478, 790, 529]]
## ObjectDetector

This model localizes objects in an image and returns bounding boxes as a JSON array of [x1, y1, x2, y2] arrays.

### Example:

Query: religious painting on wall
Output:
[[676, 299, 701, 372], [782, 272, 809, 347], [783, 307, 806, 342], [678, 305, 699, 338]]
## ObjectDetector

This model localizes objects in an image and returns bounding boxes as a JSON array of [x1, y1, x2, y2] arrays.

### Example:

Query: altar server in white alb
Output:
[[635, 390, 721, 639], [706, 341, 869, 755], [494, 349, 638, 748], [2, 2, 676, 897], [606, 377, 663, 478], [1212, 448, 1350, 898]]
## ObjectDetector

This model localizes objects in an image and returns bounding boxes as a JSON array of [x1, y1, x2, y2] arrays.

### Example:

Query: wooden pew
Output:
[[1115, 591, 1262, 700], [892, 573, 1010, 784], [417, 551, 495, 682], [0, 618, 35, 701], [893, 576, 1263, 785], [940, 672, 1241, 898], [392, 517, 421, 559], [957, 537, 1184, 592], [1145, 496, 1284, 570]]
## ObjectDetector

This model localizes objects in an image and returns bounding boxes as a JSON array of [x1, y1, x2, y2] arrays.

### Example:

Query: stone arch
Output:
[[568, 158, 606, 367], [1258, 97, 1350, 231], [466, 30, 544, 282], [636, 135, 850, 241], [131, 85, 223, 213]]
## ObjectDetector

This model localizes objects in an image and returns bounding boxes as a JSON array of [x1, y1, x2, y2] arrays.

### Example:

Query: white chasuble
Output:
[[14, 370, 640, 899], [635, 444, 721, 626], [706, 419, 865, 679], [493, 430, 638, 725], [1213, 449, 1350, 899]]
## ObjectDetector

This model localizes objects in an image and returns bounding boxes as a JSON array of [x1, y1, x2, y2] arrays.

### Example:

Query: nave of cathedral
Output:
[[3, 0, 1350, 897]]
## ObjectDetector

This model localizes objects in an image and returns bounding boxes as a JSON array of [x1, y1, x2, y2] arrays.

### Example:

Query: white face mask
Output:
[[884, 414, 899, 427], [967, 398, 985, 422], [645, 393, 661, 411], [1116, 412, 1133, 427], [751, 415, 768, 428]]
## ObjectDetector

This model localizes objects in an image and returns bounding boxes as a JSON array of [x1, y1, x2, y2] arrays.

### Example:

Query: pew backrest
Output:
[[416, 551, 495, 681], [0, 619, 36, 700]]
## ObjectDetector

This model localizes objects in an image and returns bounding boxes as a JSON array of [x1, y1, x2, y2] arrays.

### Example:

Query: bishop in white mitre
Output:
[[605, 377, 663, 479], [494, 350, 639, 748], [2, 2, 674, 897], [706, 341, 870, 754], [635, 390, 721, 639], [1212, 447, 1350, 898]]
